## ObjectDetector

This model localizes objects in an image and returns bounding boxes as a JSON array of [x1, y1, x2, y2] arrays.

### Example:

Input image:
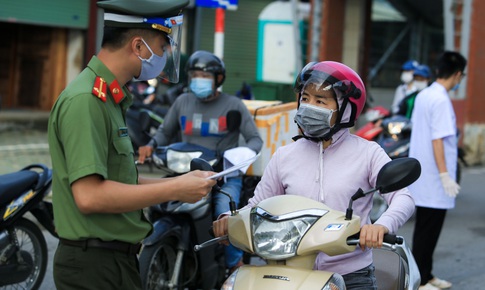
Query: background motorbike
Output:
[[138, 144, 227, 290], [196, 157, 422, 290], [138, 110, 261, 290], [126, 81, 186, 154], [0, 164, 56, 290]]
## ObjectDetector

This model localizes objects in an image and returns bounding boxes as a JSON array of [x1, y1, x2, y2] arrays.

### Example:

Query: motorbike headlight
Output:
[[220, 268, 239, 290], [389, 143, 410, 158], [251, 207, 327, 260], [321, 273, 346, 290], [166, 149, 203, 173], [387, 121, 406, 135]]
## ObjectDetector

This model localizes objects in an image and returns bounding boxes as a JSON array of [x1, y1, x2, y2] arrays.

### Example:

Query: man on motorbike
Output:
[[213, 61, 415, 289], [396, 64, 432, 118], [392, 60, 420, 114], [137, 50, 263, 273]]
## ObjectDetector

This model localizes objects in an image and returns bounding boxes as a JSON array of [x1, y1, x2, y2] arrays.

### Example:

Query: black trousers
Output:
[[412, 206, 447, 285], [54, 243, 142, 290]]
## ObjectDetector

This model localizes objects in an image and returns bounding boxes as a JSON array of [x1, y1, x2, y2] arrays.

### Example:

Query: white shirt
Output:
[[409, 82, 458, 209], [392, 83, 417, 114]]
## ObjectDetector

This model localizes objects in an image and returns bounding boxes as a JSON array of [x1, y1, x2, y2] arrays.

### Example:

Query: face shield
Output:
[[299, 71, 358, 126], [145, 15, 184, 83]]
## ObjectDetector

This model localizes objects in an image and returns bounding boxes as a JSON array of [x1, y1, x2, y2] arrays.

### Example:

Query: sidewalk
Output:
[[0, 110, 50, 132], [0, 123, 157, 177]]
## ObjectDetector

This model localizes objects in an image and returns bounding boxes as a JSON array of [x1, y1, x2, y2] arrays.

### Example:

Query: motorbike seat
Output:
[[373, 248, 407, 289], [0, 170, 39, 208]]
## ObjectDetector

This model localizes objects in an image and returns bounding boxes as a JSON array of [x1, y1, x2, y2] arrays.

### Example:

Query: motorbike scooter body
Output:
[[0, 164, 56, 290], [214, 157, 422, 290], [225, 195, 359, 290]]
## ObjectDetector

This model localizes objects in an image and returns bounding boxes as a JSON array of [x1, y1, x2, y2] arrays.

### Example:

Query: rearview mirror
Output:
[[376, 157, 421, 193], [190, 157, 214, 172]]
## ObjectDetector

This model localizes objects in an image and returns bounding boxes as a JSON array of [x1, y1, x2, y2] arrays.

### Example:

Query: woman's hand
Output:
[[213, 216, 230, 246], [359, 224, 389, 251]]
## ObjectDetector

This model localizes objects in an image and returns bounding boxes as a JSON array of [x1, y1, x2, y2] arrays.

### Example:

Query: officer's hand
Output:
[[359, 224, 388, 251], [137, 145, 154, 164], [174, 171, 217, 203], [213, 216, 230, 245]]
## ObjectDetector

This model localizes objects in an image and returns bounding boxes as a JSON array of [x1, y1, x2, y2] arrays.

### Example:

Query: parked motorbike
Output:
[[196, 157, 422, 290], [0, 164, 56, 290]]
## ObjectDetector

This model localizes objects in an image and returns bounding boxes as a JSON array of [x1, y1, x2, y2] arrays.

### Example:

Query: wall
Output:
[[462, 0, 485, 165]]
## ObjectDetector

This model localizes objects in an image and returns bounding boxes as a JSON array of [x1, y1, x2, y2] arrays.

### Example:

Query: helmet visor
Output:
[[154, 15, 184, 84]]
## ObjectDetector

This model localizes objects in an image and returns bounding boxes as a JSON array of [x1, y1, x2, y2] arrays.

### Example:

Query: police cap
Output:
[[97, 0, 189, 33]]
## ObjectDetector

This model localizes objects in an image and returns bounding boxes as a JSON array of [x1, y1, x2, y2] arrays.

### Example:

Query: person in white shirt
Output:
[[408, 51, 467, 290], [391, 60, 419, 114]]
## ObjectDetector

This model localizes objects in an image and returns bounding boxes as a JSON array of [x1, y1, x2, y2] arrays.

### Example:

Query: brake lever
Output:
[[194, 235, 228, 252]]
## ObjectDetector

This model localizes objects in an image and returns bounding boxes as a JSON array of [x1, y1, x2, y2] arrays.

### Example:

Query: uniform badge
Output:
[[109, 79, 124, 104], [92, 76, 107, 102], [118, 127, 129, 137]]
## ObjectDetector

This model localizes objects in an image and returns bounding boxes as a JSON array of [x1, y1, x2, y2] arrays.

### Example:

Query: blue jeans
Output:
[[213, 176, 243, 268], [342, 264, 377, 290]]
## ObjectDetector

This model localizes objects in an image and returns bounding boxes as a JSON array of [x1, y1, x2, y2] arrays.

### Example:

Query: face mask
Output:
[[451, 83, 460, 91], [133, 39, 167, 82], [400, 71, 414, 84], [414, 80, 428, 91], [294, 103, 336, 138], [190, 78, 214, 99]]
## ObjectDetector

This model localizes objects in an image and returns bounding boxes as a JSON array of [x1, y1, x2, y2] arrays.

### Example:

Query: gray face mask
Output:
[[295, 103, 336, 138]]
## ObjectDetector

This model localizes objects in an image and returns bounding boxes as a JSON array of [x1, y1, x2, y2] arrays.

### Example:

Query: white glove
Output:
[[439, 172, 461, 198]]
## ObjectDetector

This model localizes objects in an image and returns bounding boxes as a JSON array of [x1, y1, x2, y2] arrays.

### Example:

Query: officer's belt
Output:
[[59, 238, 141, 255]]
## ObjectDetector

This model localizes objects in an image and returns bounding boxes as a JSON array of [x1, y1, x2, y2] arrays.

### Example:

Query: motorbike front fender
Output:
[[230, 265, 338, 290], [143, 217, 184, 246]]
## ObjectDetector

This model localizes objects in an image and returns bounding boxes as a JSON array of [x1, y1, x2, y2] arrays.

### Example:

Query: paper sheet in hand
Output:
[[207, 152, 260, 180]]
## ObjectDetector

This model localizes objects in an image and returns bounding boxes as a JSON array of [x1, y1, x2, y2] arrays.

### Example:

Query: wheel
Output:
[[0, 218, 48, 290], [139, 236, 197, 290]]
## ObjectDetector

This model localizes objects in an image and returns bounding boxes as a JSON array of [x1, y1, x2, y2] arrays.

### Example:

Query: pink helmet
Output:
[[294, 61, 366, 128]]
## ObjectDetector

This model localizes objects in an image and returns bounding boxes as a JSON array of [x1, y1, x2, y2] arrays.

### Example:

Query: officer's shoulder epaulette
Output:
[[92, 76, 107, 102]]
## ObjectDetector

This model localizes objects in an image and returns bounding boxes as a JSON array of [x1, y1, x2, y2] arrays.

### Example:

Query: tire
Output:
[[139, 236, 197, 290], [0, 218, 48, 290]]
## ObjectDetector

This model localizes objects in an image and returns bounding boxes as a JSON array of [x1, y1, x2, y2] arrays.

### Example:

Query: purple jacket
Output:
[[246, 128, 415, 275]]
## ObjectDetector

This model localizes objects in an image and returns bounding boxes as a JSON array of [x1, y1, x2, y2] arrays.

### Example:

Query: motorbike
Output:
[[0, 163, 56, 290], [196, 157, 422, 290], [126, 81, 186, 154], [355, 105, 391, 141], [138, 143, 236, 290], [138, 108, 264, 289]]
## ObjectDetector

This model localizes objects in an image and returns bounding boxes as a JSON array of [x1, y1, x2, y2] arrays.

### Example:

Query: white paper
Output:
[[207, 151, 261, 180]]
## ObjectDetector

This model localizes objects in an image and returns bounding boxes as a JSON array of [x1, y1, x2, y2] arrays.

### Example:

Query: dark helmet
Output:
[[186, 50, 226, 87], [293, 61, 366, 128]]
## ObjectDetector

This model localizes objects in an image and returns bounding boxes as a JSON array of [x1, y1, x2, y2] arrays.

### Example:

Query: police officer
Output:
[[47, 1, 216, 289]]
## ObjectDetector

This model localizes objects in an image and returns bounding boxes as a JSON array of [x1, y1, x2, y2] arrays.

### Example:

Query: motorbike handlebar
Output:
[[346, 234, 404, 246]]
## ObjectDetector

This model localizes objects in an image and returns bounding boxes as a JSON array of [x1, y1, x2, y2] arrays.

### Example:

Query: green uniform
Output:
[[48, 56, 152, 244]]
